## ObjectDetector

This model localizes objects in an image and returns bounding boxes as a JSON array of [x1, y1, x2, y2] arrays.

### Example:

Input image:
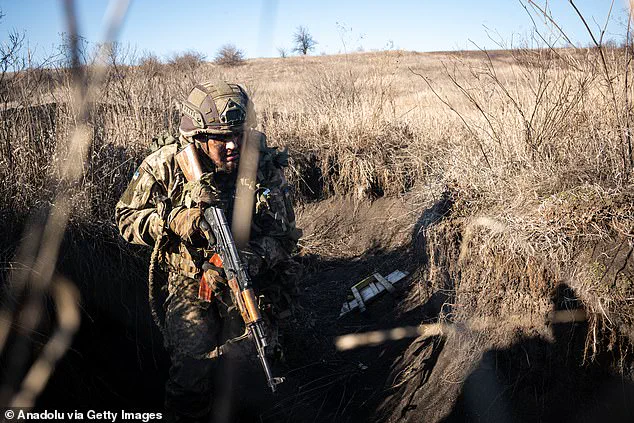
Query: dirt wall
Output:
[[377, 194, 634, 422]]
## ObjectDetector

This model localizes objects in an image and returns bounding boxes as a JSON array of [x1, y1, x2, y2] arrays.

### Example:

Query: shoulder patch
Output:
[[119, 167, 149, 206]]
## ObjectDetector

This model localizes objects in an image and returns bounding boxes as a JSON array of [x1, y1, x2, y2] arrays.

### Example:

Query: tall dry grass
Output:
[[1, 13, 633, 352]]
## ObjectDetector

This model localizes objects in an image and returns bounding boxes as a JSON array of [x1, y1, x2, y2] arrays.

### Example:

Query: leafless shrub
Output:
[[137, 51, 163, 78], [57, 32, 89, 68], [214, 44, 245, 67], [167, 50, 206, 71]]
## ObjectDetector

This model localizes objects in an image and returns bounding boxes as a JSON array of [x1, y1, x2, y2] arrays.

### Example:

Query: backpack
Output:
[[149, 132, 178, 153]]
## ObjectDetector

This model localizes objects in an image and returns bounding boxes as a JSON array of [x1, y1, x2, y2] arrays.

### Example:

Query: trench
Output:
[[2, 194, 634, 422]]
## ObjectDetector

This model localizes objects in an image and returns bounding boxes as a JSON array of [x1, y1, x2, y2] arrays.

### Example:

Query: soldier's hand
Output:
[[168, 208, 205, 245], [202, 262, 228, 295]]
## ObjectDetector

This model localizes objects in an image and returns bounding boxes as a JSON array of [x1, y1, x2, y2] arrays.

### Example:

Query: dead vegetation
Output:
[[1, 2, 634, 419]]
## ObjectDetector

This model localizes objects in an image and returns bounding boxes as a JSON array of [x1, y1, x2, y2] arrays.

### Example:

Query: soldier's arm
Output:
[[246, 168, 301, 277], [254, 168, 301, 244], [115, 164, 165, 247]]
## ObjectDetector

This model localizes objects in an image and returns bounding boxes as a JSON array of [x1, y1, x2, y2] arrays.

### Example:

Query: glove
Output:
[[168, 207, 204, 245], [201, 262, 228, 296]]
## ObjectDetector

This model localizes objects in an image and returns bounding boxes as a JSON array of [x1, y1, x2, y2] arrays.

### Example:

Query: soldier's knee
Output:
[[164, 278, 221, 358], [164, 306, 219, 357]]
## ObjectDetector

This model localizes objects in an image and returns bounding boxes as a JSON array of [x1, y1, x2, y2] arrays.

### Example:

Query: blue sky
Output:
[[0, 1, 630, 63]]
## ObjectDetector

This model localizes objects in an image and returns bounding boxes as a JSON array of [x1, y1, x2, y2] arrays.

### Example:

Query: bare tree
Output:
[[293, 26, 317, 55], [214, 44, 245, 66], [277, 47, 289, 58]]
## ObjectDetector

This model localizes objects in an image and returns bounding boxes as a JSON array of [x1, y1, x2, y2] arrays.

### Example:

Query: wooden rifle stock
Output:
[[175, 143, 204, 182]]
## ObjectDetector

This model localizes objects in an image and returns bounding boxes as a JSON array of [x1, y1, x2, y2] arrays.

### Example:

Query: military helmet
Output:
[[179, 81, 255, 138]]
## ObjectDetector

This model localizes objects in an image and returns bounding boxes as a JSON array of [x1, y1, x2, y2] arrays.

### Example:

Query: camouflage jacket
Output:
[[115, 130, 301, 279]]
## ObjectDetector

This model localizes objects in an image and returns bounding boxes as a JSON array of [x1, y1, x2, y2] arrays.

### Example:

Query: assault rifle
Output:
[[200, 207, 284, 392], [175, 143, 284, 392]]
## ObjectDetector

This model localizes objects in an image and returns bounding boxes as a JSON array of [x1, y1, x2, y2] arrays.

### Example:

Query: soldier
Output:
[[115, 81, 302, 422]]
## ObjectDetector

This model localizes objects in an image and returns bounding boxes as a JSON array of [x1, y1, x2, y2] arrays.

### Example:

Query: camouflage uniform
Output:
[[115, 129, 301, 421]]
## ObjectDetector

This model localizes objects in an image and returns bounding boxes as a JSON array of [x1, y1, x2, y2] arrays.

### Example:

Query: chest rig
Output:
[[162, 148, 239, 280]]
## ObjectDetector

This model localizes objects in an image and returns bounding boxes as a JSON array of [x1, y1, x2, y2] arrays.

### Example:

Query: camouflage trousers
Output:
[[161, 256, 302, 421], [163, 273, 221, 422]]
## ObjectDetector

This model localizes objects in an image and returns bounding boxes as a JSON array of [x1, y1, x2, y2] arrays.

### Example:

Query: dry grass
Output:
[[1, 27, 634, 356]]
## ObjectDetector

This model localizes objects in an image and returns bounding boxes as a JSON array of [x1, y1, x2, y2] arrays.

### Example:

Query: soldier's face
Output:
[[196, 133, 241, 173]]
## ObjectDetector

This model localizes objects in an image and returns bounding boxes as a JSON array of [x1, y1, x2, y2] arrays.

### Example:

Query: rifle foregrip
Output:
[[242, 288, 262, 323]]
